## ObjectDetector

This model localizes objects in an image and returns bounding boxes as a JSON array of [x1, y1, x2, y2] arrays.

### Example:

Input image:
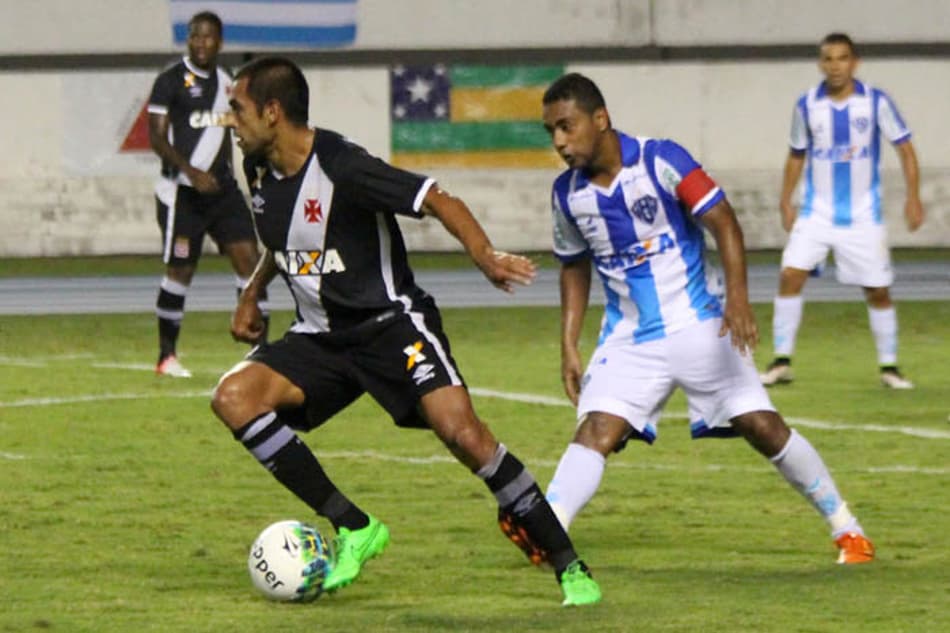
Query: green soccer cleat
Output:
[[559, 560, 602, 607], [323, 515, 390, 592]]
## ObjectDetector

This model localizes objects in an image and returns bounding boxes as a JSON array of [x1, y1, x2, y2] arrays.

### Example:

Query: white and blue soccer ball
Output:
[[247, 520, 333, 602]]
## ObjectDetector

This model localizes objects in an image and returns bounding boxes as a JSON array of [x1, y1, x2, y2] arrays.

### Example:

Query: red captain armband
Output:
[[675, 168, 718, 211]]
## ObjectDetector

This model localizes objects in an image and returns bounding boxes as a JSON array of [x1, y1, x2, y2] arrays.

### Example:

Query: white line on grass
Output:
[[91, 362, 159, 371], [316, 450, 949, 476], [2, 385, 948, 442], [0, 353, 97, 367], [0, 391, 211, 407], [470, 388, 950, 440], [0, 359, 48, 367]]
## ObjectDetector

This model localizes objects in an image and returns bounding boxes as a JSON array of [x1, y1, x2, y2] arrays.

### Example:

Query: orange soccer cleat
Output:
[[498, 510, 548, 566], [835, 532, 875, 564]]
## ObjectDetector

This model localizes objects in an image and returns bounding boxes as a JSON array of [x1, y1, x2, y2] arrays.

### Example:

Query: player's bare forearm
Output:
[[423, 185, 536, 291], [241, 250, 277, 303], [559, 258, 591, 404], [231, 251, 274, 344], [699, 202, 759, 351], [779, 152, 806, 231], [148, 113, 191, 173], [148, 112, 219, 192], [896, 140, 925, 231], [560, 259, 590, 348]]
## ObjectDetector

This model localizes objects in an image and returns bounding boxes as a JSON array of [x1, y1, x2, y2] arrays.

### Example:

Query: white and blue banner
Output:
[[169, 0, 358, 48]]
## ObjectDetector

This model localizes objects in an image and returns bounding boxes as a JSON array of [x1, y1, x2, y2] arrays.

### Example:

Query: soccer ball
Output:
[[247, 520, 333, 602]]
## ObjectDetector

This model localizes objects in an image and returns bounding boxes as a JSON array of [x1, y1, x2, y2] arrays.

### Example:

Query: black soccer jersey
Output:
[[147, 56, 235, 187], [244, 129, 436, 333]]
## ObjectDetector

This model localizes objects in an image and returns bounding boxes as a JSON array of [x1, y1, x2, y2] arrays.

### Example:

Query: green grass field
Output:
[[0, 247, 947, 277], [1, 302, 948, 632]]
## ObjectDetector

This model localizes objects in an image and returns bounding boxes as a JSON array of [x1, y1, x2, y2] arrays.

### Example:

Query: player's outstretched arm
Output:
[[559, 258, 591, 405], [699, 201, 759, 353], [232, 250, 277, 343], [895, 140, 925, 231], [421, 185, 536, 292]]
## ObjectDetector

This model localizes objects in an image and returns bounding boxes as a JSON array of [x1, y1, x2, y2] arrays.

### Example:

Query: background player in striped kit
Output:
[[147, 11, 266, 377], [211, 57, 601, 605], [760, 32, 925, 389], [539, 73, 874, 566]]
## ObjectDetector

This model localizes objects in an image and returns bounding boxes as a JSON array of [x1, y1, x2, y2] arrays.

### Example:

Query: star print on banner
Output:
[[389, 64, 565, 169], [391, 65, 450, 122]]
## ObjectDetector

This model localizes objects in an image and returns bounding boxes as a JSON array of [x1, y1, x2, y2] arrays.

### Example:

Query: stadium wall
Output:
[[1, 0, 949, 255]]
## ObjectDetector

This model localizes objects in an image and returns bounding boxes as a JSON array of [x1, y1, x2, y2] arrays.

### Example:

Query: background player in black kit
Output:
[[147, 11, 266, 377], [210, 57, 601, 606]]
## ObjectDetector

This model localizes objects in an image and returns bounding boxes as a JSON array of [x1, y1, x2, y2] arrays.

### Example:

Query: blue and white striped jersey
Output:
[[790, 79, 911, 227], [552, 132, 724, 345]]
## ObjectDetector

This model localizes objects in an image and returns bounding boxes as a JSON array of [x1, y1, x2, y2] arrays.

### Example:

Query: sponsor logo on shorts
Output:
[[274, 249, 346, 276], [173, 236, 190, 259], [411, 363, 436, 385], [403, 341, 426, 370]]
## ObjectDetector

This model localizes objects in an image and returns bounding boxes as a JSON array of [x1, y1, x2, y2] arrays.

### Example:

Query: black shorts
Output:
[[156, 180, 257, 266], [247, 306, 465, 431]]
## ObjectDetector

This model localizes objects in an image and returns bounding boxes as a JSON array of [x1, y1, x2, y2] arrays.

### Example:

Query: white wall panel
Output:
[[654, 0, 950, 45]]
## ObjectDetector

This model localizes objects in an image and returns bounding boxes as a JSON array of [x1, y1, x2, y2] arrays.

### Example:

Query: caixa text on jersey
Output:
[[594, 232, 677, 270], [188, 110, 230, 129], [275, 249, 346, 276]]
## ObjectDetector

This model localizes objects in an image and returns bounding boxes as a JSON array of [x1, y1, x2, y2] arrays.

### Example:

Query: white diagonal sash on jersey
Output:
[[184, 67, 230, 181], [286, 155, 332, 333]]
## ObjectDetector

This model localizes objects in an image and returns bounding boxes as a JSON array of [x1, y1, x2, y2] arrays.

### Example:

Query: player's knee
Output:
[[166, 264, 196, 285], [573, 413, 627, 456], [778, 268, 807, 294], [864, 286, 891, 308], [732, 411, 789, 456], [211, 373, 257, 429]]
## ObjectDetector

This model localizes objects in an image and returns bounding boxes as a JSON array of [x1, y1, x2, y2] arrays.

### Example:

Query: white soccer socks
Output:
[[545, 443, 607, 531], [867, 305, 899, 366], [770, 429, 862, 537], [772, 295, 804, 358]]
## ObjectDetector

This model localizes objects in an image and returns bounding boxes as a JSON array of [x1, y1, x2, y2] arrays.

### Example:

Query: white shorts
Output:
[[576, 318, 775, 444], [781, 217, 893, 287]]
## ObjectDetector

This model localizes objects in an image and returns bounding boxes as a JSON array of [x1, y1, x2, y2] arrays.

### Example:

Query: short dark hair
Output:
[[189, 11, 222, 37], [821, 32, 857, 56], [542, 73, 607, 115], [236, 57, 310, 127]]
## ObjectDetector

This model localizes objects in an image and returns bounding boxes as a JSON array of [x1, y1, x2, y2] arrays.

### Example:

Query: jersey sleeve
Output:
[[147, 70, 175, 117], [653, 140, 725, 217], [789, 96, 809, 154], [876, 89, 912, 144], [336, 141, 433, 218], [551, 184, 588, 262]]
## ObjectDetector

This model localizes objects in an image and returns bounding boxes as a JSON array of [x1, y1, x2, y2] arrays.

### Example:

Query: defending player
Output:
[[211, 57, 601, 606], [760, 32, 925, 389], [539, 73, 874, 567], [147, 11, 267, 377]]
